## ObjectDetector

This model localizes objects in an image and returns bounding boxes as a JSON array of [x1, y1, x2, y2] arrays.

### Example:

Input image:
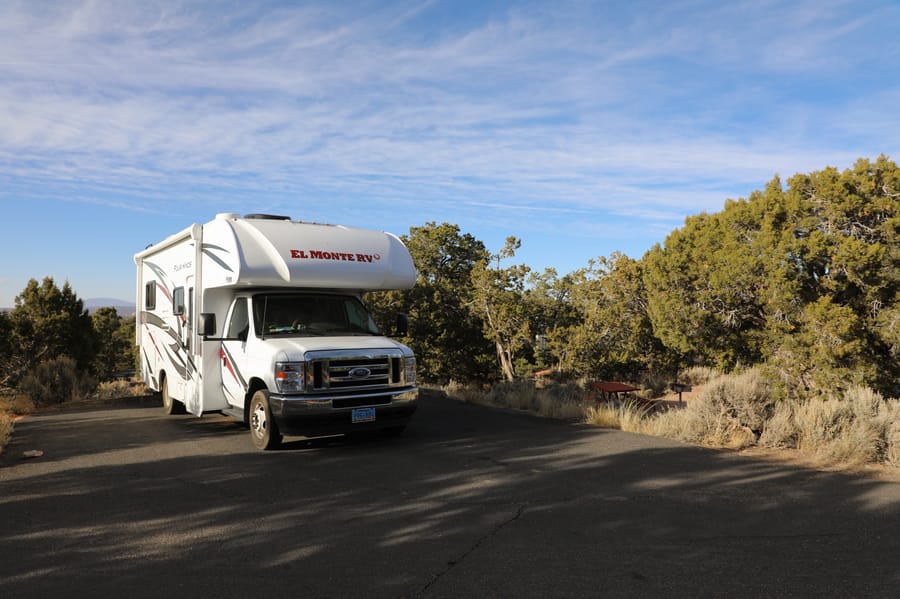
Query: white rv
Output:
[[134, 213, 418, 450]]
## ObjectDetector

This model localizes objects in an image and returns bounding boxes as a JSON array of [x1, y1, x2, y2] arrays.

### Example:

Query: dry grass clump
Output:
[[585, 399, 653, 432], [444, 380, 588, 421], [0, 392, 35, 456], [0, 392, 36, 416], [94, 379, 151, 401], [791, 386, 898, 467], [584, 403, 622, 429], [442, 380, 489, 404], [0, 412, 10, 455]]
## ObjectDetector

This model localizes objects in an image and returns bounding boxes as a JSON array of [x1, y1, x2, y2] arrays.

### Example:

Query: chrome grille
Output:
[[307, 355, 402, 391]]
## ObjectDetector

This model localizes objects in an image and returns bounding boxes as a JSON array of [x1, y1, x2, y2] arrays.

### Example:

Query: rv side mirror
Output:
[[395, 313, 409, 337], [200, 313, 217, 338]]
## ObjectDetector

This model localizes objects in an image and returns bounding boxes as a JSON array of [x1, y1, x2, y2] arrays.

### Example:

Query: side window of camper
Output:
[[145, 282, 156, 310], [173, 287, 185, 316], [226, 299, 250, 341]]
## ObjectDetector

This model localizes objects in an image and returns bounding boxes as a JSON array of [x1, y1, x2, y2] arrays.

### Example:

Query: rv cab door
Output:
[[220, 298, 250, 408], [176, 280, 202, 415]]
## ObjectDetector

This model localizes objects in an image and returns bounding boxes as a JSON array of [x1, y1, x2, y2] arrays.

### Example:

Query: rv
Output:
[[134, 213, 418, 450]]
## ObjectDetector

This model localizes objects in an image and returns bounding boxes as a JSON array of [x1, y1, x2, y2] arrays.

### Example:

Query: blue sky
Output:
[[1, 0, 899, 307]]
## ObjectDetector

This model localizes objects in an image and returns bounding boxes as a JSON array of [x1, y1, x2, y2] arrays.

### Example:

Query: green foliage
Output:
[[770, 296, 872, 397], [644, 156, 899, 398], [558, 253, 672, 379], [367, 222, 495, 384], [643, 202, 768, 369], [91, 309, 137, 381], [1, 277, 95, 388], [762, 158, 900, 397], [470, 237, 533, 381], [0, 278, 137, 406]]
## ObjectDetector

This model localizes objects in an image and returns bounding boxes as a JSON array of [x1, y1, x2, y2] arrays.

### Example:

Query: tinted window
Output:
[[145, 282, 156, 310]]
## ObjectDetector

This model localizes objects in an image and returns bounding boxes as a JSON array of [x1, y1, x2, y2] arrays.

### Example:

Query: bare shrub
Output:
[[758, 400, 797, 449], [0, 391, 35, 456], [885, 401, 900, 466], [0, 412, 10, 455], [794, 386, 894, 466], [443, 381, 490, 405], [662, 393, 755, 448], [639, 373, 669, 399], [489, 380, 537, 411], [17, 356, 96, 407], [701, 369, 773, 437], [535, 383, 586, 420], [637, 370, 769, 449], [0, 393, 35, 416]]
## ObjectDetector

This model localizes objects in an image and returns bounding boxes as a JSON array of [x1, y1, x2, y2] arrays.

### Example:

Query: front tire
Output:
[[249, 390, 282, 450], [161, 376, 185, 415]]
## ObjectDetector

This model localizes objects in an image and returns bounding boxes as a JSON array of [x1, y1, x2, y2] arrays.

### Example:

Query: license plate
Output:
[[352, 407, 376, 423]]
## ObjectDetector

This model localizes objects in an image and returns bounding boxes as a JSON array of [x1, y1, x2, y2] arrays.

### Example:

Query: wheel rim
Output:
[[162, 381, 171, 409], [251, 402, 267, 438]]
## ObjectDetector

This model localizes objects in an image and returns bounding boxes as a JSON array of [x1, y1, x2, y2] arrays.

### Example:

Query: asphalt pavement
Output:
[[2, 392, 900, 598]]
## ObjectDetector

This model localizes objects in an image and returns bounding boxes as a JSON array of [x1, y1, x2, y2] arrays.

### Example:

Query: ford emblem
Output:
[[349, 367, 371, 379]]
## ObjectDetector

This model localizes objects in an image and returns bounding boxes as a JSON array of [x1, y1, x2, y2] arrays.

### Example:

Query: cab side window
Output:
[[145, 282, 156, 310], [226, 299, 250, 341]]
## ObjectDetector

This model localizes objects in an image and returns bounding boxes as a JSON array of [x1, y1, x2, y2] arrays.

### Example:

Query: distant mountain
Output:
[[1, 298, 136, 315], [84, 298, 136, 316]]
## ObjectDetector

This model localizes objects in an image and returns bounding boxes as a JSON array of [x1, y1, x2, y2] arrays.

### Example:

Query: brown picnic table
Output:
[[589, 381, 642, 402]]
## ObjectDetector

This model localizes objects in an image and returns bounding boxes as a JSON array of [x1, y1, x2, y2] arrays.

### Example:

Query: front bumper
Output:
[[268, 388, 418, 436]]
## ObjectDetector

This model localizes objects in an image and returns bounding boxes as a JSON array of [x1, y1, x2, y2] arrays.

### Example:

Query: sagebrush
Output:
[[17, 356, 96, 407]]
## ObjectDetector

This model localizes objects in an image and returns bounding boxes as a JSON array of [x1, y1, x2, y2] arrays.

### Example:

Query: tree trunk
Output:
[[496, 340, 516, 382]]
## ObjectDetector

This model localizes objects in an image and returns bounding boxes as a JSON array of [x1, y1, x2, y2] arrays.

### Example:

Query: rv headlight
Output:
[[404, 357, 417, 385], [274, 361, 305, 394]]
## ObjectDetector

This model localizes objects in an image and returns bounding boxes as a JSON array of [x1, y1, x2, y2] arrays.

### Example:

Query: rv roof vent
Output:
[[244, 213, 291, 221]]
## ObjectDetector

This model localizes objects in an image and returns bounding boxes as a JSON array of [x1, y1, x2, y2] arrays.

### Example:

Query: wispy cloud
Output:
[[0, 0, 898, 237]]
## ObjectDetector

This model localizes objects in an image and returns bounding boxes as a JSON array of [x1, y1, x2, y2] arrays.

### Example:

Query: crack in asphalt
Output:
[[414, 503, 527, 597]]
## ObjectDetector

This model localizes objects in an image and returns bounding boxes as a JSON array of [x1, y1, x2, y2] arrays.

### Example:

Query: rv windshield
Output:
[[252, 293, 381, 337]]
